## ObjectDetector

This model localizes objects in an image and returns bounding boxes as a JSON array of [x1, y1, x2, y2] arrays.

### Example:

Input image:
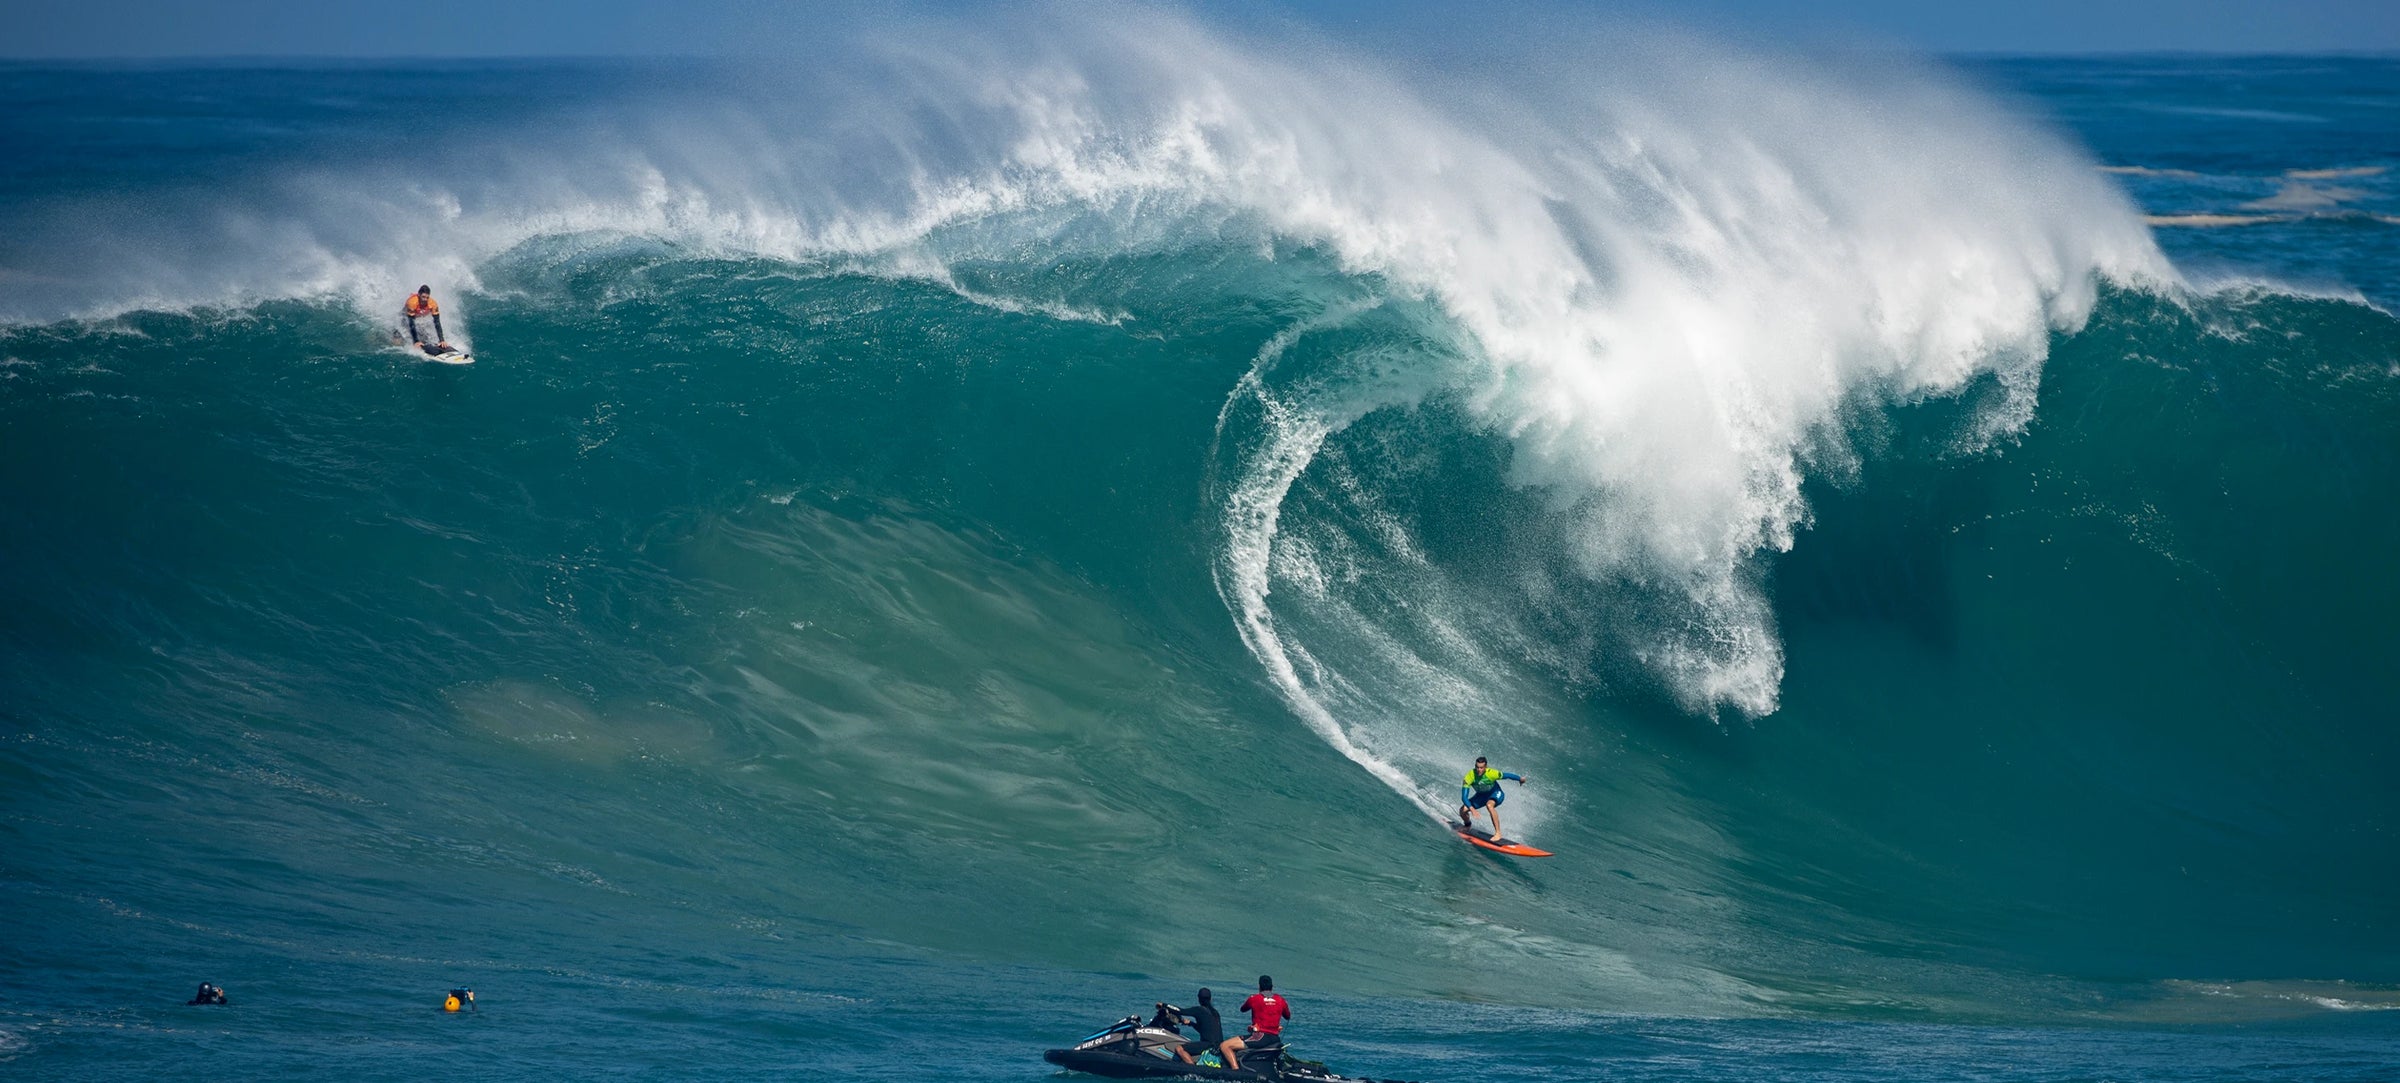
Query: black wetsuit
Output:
[[1179, 1002, 1226, 1056]]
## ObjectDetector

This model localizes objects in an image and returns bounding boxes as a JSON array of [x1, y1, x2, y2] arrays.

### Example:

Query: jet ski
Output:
[[1043, 1005, 1419, 1082]]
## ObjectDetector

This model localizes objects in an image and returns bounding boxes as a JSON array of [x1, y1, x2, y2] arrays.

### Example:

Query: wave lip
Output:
[[1128, 18, 2179, 762]]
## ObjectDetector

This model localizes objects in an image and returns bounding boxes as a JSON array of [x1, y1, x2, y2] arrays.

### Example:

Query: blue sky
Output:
[[7, 0, 2398, 58]]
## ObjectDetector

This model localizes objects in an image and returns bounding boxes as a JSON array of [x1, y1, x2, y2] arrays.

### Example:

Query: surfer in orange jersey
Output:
[[1459, 756, 1527, 838], [401, 285, 447, 352]]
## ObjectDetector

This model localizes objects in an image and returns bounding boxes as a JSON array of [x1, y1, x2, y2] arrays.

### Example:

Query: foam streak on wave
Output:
[[1212, 305, 1461, 817]]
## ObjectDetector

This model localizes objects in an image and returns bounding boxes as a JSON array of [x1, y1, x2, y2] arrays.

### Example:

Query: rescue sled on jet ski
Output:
[[1043, 1005, 1419, 1082]]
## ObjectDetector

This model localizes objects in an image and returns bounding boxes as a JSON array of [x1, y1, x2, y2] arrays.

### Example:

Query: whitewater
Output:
[[4, 9, 2398, 1081]]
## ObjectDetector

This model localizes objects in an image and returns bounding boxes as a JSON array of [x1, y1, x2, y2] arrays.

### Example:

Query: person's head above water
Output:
[[1197, 987, 1212, 1004], [1258, 975, 1273, 992], [1474, 757, 1488, 768], [418, 285, 432, 296]]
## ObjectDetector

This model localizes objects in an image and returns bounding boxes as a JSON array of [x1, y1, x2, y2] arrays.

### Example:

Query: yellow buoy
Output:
[[443, 994, 462, 1012]]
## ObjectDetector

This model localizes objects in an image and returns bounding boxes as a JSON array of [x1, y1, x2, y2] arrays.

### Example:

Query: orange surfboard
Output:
[[1454, 822, 1553, 857]]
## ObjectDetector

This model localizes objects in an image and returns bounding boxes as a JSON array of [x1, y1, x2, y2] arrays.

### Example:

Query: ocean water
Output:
[[3, 11, 2397, 1081]]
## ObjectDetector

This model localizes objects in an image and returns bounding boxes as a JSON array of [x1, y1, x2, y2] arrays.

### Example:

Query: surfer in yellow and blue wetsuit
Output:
[[1459, 756, 1527, 838]]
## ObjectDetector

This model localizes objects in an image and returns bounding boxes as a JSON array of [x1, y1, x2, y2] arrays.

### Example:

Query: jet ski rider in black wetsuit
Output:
[[1166, 987, 1228, 1067]]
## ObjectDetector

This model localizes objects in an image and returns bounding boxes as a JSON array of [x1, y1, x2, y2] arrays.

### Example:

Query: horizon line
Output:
[[3, 47, 2399, 64]]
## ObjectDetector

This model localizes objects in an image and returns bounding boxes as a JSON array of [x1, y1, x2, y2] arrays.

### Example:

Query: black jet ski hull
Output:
[[1044, 1047, 1268, 1080], [1043, 1047, 1414, 1083]]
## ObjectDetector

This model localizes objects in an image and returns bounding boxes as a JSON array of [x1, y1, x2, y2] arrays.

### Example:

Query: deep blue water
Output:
[[3, 13, 2397, 1081]]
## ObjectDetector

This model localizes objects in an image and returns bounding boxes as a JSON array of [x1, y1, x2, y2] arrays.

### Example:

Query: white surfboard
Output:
[[391, 330, 474, 364]]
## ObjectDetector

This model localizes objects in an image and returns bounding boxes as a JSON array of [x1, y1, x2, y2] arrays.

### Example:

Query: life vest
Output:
[[1464, 766, 1504, 794], [403, 294, 439, 317]]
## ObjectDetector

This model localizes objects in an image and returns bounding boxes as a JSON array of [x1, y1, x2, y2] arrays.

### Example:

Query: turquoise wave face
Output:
[[6, 232, 2397, 1024]]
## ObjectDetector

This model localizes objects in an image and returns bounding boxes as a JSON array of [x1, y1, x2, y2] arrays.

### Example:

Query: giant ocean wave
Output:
[[4, 7, 2397, 1023]]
